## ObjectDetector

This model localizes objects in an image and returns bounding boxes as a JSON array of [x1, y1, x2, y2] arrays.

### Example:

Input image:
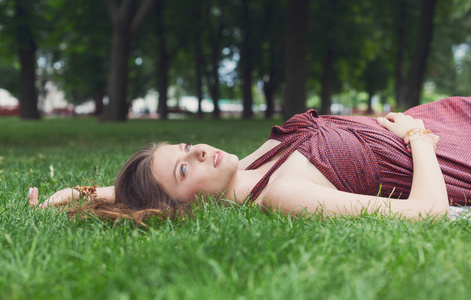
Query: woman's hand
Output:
[[28, 187, 79, 209], [377, 113, 425, 138]]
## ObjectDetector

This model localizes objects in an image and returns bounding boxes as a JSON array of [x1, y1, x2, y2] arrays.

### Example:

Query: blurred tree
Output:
[[47, 0, 110, 116], [128, 52, 154, 105], [2, 0, 469, 121], [362, 58, 389, 114], [455, 49, 471, 95], [309, 0, 390, 114], [204, 0, 265, 119], [343, 0, 398, 113], [137, 0, 193, 119], [239, 0, 256, 119], [0, 0, 42, 119], [0, 3, 20, 97], [402, 0, 438, 108], [140, 0, 200, 119], [317, 0, 336, 115], [203, 0, 226, 119], [427, 0, 471, 97], [0, 64, 19, 97], [256, 0, 285, 119], [14, 0, 41, 119], [451, 1, 471, 96], [154, 0, 172, 119], [283, 0, 308, 120], [394, 0, 408, 109], [59, 53, 107, 115], [194, 0, 204, 118], [103, 0, 155, 122]]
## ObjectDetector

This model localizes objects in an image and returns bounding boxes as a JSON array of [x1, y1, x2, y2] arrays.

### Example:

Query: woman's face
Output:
[[152, 143, 239, 202]]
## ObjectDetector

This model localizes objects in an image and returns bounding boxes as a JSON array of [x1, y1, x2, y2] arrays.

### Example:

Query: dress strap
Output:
[[245, 141, 289, 171], [246, 132, 310, 202]]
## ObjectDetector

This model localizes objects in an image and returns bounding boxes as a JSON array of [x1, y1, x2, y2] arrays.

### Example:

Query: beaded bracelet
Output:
[[73, 185, 97, 200], [403, 128, 439, 152]]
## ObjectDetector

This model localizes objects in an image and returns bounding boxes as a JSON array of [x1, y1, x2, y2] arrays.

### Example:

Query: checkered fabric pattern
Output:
[[246, 97, 471, 205]]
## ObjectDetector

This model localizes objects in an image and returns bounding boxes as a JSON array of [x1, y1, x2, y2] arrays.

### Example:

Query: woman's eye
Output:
[[180, 164, 187, 176], [185, 143, 191, 152]]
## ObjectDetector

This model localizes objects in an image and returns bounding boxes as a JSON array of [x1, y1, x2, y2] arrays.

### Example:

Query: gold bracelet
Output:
[[403, 128, 439, 152], [73, 185, 97, 200]]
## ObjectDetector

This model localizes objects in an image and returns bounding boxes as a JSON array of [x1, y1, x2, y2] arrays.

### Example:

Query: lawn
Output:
[[0, 116, 470, 299]]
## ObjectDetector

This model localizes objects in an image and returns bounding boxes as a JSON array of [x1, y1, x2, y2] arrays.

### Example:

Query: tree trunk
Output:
[[207, 1, 223, 119], [263, 42, 276, 119], [241, 0, 254, 119], [283, 0, 308, 120], [157, 52, 169, 119], [156, 0, 169, 119], [367, 91, 374, 115], [241, 64, 254, 119], [18, 46, 40, 119], [103, 0, 155, 122], [14, 1, 40, 120], [319, 0, 337, 115], [394, 0, 406, 109], [320, 44, 335, 115], [209, 43, 221, 118], [263, 77, 274, 118], [105, 30, 131, 121], [403, 0, 437, 108], [195, 0, 204, 118], [262, 1, 278, 119]]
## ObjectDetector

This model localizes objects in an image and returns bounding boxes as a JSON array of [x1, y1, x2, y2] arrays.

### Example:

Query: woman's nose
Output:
[[192, 146, 206, 162]]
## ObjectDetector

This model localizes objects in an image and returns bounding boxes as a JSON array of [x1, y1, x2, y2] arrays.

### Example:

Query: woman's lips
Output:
[[213, 151, 223, 168]]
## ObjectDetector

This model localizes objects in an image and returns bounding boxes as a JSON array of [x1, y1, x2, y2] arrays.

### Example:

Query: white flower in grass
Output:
[[50, 165, 54, 179]]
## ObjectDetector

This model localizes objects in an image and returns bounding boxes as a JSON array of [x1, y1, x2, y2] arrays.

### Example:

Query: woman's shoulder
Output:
[[238, 139, 281, 170]]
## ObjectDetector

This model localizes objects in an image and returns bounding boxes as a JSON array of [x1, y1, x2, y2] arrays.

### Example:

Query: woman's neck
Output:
[[223, 168, 265, 204]]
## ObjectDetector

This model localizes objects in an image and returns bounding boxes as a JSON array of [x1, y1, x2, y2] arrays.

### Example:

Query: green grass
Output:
[[1, 116, 471, 299]]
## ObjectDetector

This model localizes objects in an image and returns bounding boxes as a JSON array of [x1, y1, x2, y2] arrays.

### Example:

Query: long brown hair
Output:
[[68, 143, 189, 225]]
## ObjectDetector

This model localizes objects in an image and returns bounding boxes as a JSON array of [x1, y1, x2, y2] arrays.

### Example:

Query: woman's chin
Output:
[[229, 154, 241, 170]]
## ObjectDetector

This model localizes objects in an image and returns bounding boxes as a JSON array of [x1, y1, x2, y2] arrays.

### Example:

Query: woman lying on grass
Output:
[[29, 97, 471, 223]]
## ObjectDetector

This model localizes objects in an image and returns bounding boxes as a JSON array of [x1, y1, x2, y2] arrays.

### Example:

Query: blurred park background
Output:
[[0, 0, 470, 121]]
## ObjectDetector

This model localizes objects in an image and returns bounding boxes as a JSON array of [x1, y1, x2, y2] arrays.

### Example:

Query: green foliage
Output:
[[455, 47, 471, 96], [136, 0, 197, 98], [427, 0, 471, 96], [0, 62, 19, 96], [0, 0, 470, 117], [1, 118, 471, 299], [0, 0, 39, 96], [45, 0, 110, 106]]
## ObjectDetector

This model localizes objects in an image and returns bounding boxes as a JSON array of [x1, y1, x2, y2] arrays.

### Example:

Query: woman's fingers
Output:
[[28, 187, 39, 207], [378, 112, 425, 138], [384, 112, 402, 122], [376, 116, 393, 130], [28, 187, 77, 209], [384, 112, 411, 123], [378, 113, 404, 130]]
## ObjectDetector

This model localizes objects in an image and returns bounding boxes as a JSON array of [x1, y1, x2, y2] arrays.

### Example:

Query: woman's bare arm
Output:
[[94, 186, 115, 202], [260, 113, 449, 219], [29, 186, 116, 208]]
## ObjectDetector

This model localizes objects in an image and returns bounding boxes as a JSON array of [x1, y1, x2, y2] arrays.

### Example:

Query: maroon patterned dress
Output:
[[246, 97, 471, 206]]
